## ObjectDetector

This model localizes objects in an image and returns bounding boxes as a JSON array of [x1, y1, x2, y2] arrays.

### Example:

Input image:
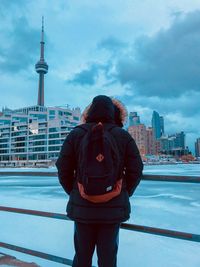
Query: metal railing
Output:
[[0, 174, 200, 266], [0, 170, 200, 183]]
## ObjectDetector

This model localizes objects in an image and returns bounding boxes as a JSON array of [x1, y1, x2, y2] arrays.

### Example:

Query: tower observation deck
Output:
[[35, 17, 48, 106]]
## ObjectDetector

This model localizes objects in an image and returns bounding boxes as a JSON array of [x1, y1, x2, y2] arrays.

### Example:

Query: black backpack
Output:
[[76, 122, 121, 195]]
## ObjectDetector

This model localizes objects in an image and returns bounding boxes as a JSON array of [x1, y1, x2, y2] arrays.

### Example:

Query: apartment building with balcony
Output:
[[0, 106, 81, 166]]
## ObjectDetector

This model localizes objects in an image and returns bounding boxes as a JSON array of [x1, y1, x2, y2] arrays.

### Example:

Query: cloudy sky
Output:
[[0, 0, 200, 152]]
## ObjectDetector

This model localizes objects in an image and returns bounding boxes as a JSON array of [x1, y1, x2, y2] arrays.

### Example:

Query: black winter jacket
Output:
[[56, 95, 143, 223]]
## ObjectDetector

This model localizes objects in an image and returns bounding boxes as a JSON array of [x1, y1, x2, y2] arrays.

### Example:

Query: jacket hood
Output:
[[112, 98, 128, 127], [81, 96, 128, 126], [84, 95, 115, 123]]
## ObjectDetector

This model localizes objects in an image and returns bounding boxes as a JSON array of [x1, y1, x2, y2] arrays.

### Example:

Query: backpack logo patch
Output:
[[96, 153, 104, 162], [106, 185, 112, 192]]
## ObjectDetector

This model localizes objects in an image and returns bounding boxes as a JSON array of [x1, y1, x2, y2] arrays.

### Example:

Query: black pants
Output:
[[72, 222, 120, 267]]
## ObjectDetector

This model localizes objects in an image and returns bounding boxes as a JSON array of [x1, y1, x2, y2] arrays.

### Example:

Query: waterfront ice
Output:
[[0, 164, 200, 267]]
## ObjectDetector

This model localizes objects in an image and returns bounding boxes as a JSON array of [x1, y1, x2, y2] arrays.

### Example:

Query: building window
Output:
[[49, 146, 61, 151], [49, 110, 55, 115], [0, 138, 9, 144], [0, 144, 8, 148], [64, 111, 72, 116], [49, 127, 59, 133], [29, 134, 46, 140], [0, 149, 9, 154], [49, 133, 60, 139], [73, 116, 79, 121], [0, 119, 11, 125], [48, 152, 59, 159], [38, 154, 47, 160], [29, 147, 46, 152], [49, 140, 62, 145]]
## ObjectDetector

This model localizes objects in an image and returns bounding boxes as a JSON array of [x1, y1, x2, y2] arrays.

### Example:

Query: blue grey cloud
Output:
[[0, 0, 25, 15], [66, 10, 200, 121], [120, 90, 200, 118], [68, 64, 101, 86], [97, 36, 127, 53], [67, 61, 116, 86], [0, 17, 40, 73], [67, 36, 126, 86], [116, 11, 200, 98]]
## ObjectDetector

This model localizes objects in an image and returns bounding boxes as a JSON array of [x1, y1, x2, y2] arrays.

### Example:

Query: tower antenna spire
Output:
[[40, 16, 44, 59], [35, 16, 48, 106], [41, 16, 44, 42]]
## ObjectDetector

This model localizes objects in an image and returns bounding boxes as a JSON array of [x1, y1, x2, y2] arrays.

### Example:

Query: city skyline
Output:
[[0, 1, 200, 152], [128, 110, 188, 157]]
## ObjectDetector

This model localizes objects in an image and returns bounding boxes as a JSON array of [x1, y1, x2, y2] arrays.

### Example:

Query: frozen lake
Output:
[[0, 164, 200, 267]]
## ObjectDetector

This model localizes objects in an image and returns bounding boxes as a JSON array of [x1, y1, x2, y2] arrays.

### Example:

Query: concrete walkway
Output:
[[0, 253, 40, 267]]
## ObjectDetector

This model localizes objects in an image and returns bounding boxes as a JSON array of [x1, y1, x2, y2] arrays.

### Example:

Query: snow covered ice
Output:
[[0, 164, 200, 267]]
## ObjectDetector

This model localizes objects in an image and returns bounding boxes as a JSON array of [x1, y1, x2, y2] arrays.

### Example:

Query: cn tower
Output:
[[35, 17, 48, 106]]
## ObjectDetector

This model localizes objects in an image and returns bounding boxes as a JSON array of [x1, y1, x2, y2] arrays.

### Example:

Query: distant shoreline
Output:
[[0, 161, 200, 170], [144, 161, 200, 166]]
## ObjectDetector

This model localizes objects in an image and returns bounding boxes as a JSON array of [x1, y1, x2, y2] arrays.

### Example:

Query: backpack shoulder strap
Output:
[[76, 123, 117, 134], [75, 123, 94, 132], [104, 124, 118, 133]]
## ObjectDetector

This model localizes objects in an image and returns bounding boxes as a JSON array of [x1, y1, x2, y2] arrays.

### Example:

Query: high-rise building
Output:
[[195, 138, 200, 157], [159, 135, 170, 153], [129, 112, 140, 126], [159, 132, 186, 156], [154, 140, 161, 155], [146, 127, 154, 155], [128, 124, 147, 156], [0, 18, 81, 166], [151, 111, 164, 139], [172, 131, 185, 150], [160, 116, 164, 135]]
